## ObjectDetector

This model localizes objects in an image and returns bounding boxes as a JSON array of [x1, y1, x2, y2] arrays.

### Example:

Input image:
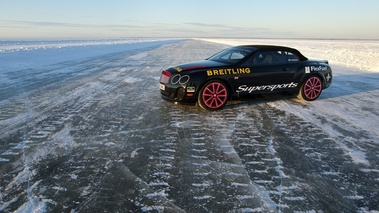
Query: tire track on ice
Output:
[[0, 49, 160, 211], [3, 39, 378, 212], [161, 107, 276, 212], [224, 107, 292, 212], [250, 103, 379, 212], [0, 86, 105, 211]]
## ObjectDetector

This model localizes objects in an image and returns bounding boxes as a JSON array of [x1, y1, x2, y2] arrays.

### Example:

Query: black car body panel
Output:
[[159, 45, 332, 110]]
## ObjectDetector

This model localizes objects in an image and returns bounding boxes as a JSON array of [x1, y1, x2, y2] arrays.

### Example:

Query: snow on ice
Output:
[[0, 38, 379, 212]]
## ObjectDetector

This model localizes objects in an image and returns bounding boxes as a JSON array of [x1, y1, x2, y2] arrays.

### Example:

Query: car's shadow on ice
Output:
[[225, 93, 298, 109], [166, 93, 305, 111]]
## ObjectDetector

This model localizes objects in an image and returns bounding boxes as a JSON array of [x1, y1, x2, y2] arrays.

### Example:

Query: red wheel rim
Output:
[[202, 82, 227, 109], [304, 77, 322, 100]]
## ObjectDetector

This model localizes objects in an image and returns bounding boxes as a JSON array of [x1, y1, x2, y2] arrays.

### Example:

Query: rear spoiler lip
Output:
[[308, 59, 329, 65]]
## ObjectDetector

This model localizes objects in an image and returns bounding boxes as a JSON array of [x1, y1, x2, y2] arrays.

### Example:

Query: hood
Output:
[[170, 60, 228, 72]]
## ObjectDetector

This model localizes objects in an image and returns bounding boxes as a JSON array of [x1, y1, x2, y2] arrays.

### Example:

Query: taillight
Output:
[[160, 70, 171, 84]]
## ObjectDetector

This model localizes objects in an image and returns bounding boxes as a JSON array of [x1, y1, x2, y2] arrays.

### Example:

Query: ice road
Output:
[[1, 39, 379, 212]]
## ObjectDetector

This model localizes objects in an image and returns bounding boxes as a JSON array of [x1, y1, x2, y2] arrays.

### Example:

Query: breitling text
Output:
[[207, 68, 250, 76], [237, 82, 298, 93]]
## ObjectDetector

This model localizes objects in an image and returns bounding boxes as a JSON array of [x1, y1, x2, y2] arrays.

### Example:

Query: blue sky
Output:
[[1, 0, 378, 39]]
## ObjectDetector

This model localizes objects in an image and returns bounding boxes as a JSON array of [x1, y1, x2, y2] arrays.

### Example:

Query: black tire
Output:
[[297, 76, 322, 101], [198, 80, 229, 110]]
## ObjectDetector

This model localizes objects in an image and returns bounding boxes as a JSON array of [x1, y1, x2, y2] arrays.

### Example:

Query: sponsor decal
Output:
[[174, 67, 183, 72], [311, 66, 328, 72], [159, 83, 165, 90], [207, 67, 250, 76], [237, 82, 298, 93], [174, 66, 205, 72], [305, 66, 328, 73], [326, 73, 331, 81], [186, 86, 195, 93]]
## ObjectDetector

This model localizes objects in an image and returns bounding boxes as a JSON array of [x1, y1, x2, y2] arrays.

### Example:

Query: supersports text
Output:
[[237, 82, 298, 93]]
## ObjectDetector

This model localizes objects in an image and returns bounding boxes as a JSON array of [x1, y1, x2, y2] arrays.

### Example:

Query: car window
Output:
[[286, 51, 300, 62], [208, 47, 253, 64], [220, 52, 245, 60], [230, 52, 245, 60], [252, 51, 287, 65]]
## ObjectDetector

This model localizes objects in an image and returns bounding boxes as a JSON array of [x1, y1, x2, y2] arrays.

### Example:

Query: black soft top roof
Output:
[[235, 45, 308, 61]]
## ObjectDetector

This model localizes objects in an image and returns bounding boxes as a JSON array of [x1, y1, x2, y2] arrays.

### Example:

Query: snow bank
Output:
[[198, 38, 379, 72]]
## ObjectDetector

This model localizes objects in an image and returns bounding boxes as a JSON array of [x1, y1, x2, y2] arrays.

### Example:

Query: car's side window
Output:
[[220, 51, 246, 61], [242, 50, 300, 67], [252, 51, 286, 65], [286, 51, 300, 62], [230, 52, 245, 60], [241, 55, 253, 67]]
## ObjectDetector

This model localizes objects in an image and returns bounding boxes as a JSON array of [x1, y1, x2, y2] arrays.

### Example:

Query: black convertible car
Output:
[[159, 45, 332, 110]]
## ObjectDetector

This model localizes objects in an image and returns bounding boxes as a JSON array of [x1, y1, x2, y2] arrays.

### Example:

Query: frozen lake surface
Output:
[[0, 38, 181, 101], [0, 39, 379, 212]]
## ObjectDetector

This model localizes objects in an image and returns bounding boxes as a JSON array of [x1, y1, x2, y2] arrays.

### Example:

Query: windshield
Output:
[[208, 47, 254, 64]]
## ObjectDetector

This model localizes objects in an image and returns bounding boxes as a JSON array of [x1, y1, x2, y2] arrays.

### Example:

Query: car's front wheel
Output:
[[198, 80, 229, 110], [297, 76, 322, 101]]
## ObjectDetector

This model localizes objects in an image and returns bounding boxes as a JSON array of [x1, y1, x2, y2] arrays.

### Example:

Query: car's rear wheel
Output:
[[198, 80, 229, 110], [297, 76, 322, 101]]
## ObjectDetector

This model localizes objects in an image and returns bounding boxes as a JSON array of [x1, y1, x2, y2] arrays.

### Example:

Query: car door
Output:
[[233, 50, 297, 94]]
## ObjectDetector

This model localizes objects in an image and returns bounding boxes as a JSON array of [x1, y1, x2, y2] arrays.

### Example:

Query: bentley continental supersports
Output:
[[159, 45, 332, 110]]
